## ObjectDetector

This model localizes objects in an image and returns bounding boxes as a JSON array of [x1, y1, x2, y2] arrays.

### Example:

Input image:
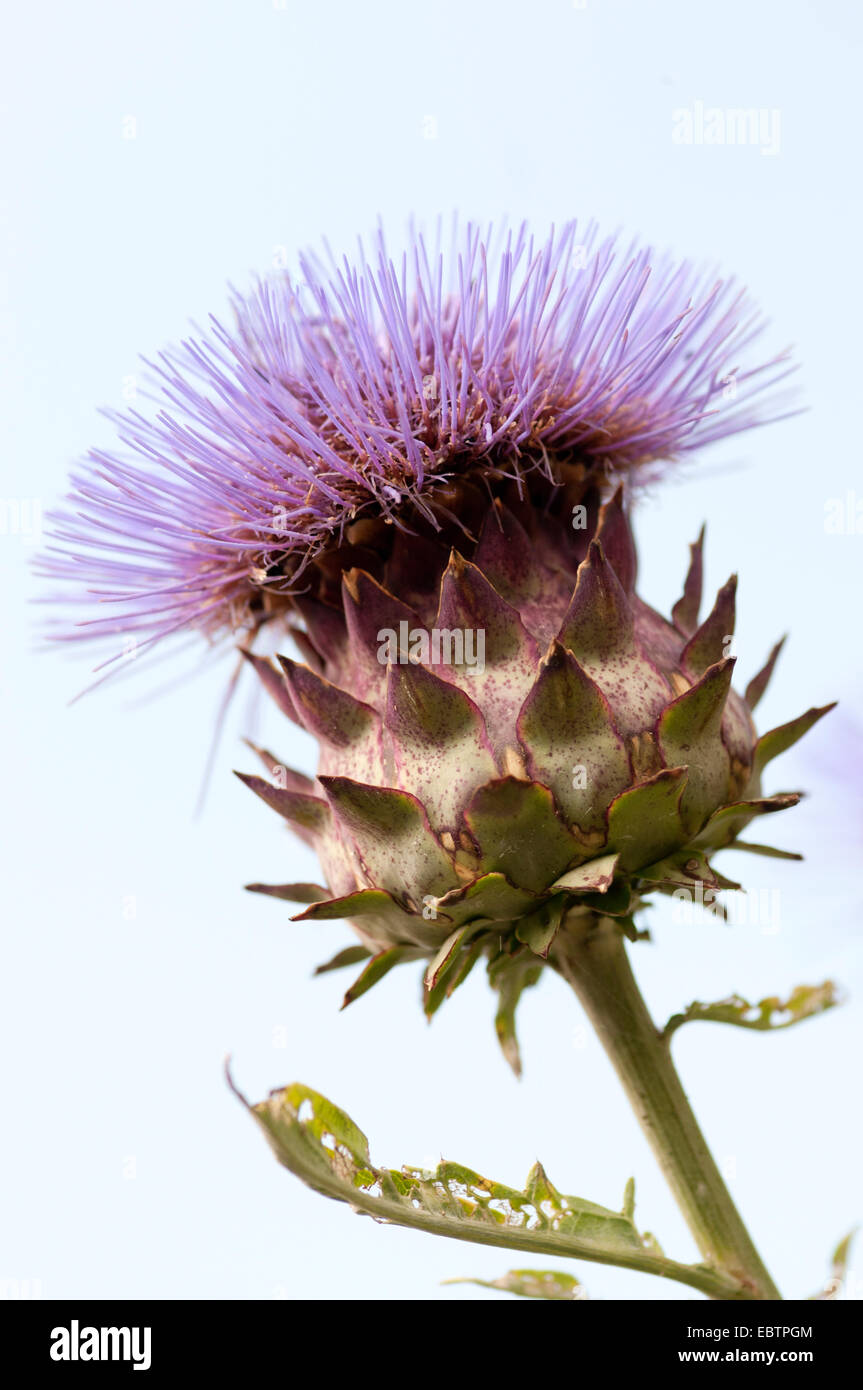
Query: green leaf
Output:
[[811, 1228, 858, 1300], [444, 1268, 585, 1300], [234, 1076, 746, 1298], [664, 982, 839, 1041]]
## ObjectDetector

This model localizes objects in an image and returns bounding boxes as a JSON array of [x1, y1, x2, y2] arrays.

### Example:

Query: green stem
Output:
[[553, 915, 781, 1300]]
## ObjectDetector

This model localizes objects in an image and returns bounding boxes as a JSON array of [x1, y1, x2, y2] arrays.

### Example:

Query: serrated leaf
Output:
[[236, 1077, 746, 1299], [664, 982, 839, 1040], [444, 1268, 584, 1300]]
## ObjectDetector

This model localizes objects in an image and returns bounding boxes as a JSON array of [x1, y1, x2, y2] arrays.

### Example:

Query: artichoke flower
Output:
[[38, 219, 825, 1067]]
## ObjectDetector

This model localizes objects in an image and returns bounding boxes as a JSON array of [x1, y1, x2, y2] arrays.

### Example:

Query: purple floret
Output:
[[39, 219, 796, 668]]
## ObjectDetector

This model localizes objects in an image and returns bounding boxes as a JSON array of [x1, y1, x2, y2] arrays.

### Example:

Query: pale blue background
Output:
[[2, 0, 861, 1301]]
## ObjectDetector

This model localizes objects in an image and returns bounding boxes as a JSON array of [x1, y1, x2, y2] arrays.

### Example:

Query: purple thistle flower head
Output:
[[39, 219, 796, 671]]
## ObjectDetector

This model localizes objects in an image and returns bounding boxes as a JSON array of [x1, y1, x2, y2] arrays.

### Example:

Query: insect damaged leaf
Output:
[[230, 1075, 751, 1299], [664, 982, 839, 1041]]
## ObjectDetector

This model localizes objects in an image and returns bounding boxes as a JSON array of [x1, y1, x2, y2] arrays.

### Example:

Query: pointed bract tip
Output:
[[341, 568, 360, 603], [586, 538, 605, 565]]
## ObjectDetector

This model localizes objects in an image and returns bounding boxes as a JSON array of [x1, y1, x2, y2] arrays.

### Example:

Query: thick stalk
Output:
[[553, 914, 781, 1300]]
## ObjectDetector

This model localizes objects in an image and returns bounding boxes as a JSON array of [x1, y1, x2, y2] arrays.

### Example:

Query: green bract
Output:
[[240, 489, 832, 1069]]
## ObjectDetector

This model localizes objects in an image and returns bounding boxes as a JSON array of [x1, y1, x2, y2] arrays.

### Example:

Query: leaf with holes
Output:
[[664, 982, 839, 1041], [231, 1075, 751, 1299]]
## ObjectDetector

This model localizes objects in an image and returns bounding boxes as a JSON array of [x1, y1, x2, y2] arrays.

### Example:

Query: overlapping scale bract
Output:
[[240, 490, 832, 1068]]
